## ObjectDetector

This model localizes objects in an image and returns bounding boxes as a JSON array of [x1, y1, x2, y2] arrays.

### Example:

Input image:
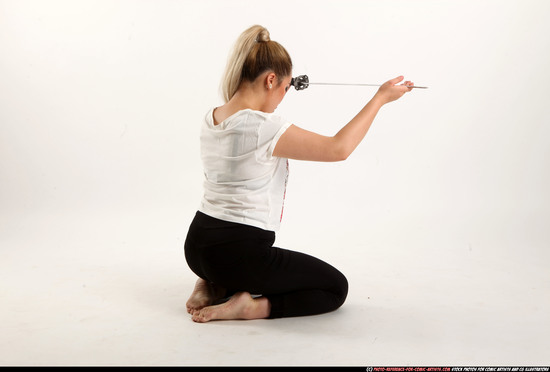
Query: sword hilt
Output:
[[290, 75, 310, 91]]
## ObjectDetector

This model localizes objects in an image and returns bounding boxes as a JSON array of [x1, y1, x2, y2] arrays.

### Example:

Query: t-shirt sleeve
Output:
[[257, 113, 292, 160]]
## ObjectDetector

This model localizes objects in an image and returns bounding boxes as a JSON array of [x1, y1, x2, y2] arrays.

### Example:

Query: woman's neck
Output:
[[227, 82, 269, 112]]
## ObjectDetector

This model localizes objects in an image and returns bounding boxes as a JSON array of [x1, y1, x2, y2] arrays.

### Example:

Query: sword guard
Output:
[[290, 74, 309, 91]]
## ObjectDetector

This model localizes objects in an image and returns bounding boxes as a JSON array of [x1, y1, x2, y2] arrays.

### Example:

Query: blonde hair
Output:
[[221, 25, 293, 103]]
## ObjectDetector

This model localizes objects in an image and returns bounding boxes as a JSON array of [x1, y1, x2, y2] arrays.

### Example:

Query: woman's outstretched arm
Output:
[[273, 76, 413, 162]]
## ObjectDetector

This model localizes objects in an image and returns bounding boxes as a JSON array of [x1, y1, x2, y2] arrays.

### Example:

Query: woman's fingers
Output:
[[390, 75, 405, 85]]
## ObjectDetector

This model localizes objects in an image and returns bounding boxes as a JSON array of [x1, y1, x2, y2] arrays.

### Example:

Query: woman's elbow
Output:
[[331, 141, 352, 162], [335, 150, 350, 162]]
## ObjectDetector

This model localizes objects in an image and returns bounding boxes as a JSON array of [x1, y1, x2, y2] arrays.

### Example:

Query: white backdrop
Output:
[[1, 0, 550, 366], [2, 0, 549, 252]]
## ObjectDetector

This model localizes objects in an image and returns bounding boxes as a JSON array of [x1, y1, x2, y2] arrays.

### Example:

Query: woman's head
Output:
[[221, 25, 293, 103]]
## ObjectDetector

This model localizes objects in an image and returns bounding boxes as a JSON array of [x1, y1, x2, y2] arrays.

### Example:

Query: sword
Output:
[[290, 75, 428, 90]]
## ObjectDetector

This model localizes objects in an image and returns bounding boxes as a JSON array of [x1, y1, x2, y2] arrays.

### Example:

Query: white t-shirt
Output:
[[198, 108, 292, 231]]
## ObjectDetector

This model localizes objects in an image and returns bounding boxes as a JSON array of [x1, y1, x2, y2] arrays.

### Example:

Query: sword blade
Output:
[[308, 82, 428, 89]]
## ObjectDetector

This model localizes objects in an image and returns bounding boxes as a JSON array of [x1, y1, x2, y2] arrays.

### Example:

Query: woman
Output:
[[184, 25, 413, 322]]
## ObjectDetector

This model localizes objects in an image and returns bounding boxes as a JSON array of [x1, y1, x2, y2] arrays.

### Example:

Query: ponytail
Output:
[[221, 25, 293, 103]]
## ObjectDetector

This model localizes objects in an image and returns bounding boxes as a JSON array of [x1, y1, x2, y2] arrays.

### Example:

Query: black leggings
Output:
[[184, 211, 348, 319]]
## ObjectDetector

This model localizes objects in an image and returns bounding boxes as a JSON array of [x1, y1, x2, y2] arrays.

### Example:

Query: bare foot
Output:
[[191, 292, 271, 323], [186, 278, 226, 314]]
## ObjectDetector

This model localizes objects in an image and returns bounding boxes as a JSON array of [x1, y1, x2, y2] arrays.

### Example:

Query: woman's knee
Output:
[[334, 271, 349, 309]]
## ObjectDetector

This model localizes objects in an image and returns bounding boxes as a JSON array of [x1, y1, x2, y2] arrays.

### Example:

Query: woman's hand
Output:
[[374, 76, 413, 105]]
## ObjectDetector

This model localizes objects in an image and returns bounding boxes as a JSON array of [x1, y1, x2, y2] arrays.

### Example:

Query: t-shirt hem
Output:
[[198, 206, 280, 232]]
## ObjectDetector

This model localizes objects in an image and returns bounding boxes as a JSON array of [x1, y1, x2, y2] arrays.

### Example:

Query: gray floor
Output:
[[1, 209, 548, 366]]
